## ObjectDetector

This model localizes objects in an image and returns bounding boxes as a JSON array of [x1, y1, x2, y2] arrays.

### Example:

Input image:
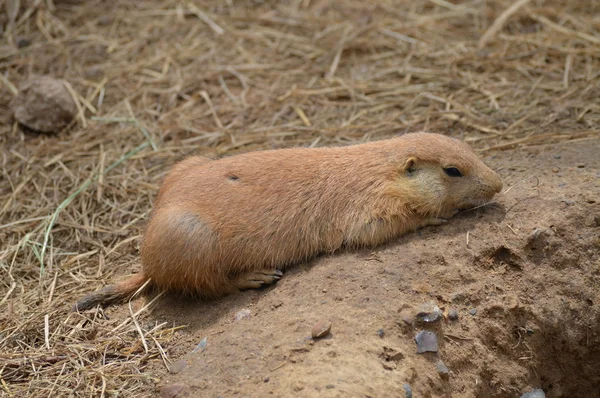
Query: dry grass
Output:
[[0, 0, 598, 396]]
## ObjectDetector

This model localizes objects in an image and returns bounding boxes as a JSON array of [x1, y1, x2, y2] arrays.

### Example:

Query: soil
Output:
[[116, 138, 600, 398]]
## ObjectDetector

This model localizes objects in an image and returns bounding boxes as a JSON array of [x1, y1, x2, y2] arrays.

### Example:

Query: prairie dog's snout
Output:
[[74, 132, 503, 311]]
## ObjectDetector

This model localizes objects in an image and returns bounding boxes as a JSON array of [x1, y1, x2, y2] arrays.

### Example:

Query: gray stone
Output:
[[416, 303, 443, 323], [415, 330, 439, 353], [403, 383, 412, 398], [520, 388, 545, 398]]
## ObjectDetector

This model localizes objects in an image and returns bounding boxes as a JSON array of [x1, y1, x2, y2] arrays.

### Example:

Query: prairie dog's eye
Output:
[[444, 167, 463, 177]]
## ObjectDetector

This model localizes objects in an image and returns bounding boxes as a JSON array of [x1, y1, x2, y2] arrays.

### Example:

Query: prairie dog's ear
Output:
[[403, 157, 416, 172]]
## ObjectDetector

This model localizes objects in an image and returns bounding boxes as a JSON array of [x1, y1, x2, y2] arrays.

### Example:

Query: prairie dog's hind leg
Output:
[[232, 269, 283, 291]]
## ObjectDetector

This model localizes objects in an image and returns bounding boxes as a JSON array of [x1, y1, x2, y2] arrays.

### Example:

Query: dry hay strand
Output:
[[1, 0, 599, 396]]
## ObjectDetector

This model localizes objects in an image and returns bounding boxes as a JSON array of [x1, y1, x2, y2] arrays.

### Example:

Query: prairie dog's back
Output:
[[143, 141, 407, 292]]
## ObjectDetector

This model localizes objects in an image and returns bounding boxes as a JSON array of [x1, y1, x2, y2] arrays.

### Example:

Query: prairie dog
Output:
[[74, 132, 502, 311]]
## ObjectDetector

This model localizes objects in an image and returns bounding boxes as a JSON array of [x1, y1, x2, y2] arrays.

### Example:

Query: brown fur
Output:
[[73, 132, 502, 311]]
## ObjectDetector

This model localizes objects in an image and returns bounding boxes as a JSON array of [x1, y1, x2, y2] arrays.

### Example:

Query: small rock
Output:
[[552, 167, 559, 173], [160, 383, 189, 398], [576, 163, 586, 168], [403, 383, 413, 398], [527, 228, 553, 250], [416, 303, 443, 323], [400, 312, 414, 326], [415, 330, 439, 353], [520, 388, 546, 398], [311, 319, 332, 339], [235, 309, 251, 322], [447, 308, 459, 321], [377, 328, 385, 338], [553, 154, 561, 159], [325, 384, 335, 389], [436, 360, 450, 378], [10, 75, 78, 133], [263, 376, 270, 383], [191, 337, 207, 354], [562, 199, 575, 206], [168, 359, 187, 374], [16, 37, 31, 48], [469, 308, 478, 316]]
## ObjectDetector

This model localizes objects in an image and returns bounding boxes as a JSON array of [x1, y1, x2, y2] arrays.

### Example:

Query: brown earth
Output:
[[142, 138, 600, 398]]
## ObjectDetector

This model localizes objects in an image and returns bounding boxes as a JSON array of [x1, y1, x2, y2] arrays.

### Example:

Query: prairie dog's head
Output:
[[395, 132, 503, 217]]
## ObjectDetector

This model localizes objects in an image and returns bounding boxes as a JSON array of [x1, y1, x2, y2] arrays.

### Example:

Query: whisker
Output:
[[503, 175, 540, 195], [460, 200, 499, 213]]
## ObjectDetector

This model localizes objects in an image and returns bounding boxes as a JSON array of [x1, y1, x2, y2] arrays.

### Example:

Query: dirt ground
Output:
[[1, 1, 599, 397]]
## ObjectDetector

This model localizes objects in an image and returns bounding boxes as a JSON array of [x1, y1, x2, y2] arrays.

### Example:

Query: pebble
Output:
[[16, 37, 31, 48], [263, 376, 270, 383], [520, 388, 546, 398], [447, 308, 459, 321], [403, 383, 413, 398], [415, 330, 439, 353], [160, 383, 189, 398], [168, 359, 187, 374], [10, 75, 78, 133], [191, 337, 207, 354], [436, 360, 450, 378], [311, 319, 332, 339], [469, 308, 478, 316], [416, 303, 443, 323], [400, 310, 415, 326], [377, 328, 385, 338], [326, 384, 335, 389], [234, 309, 252, 322], [553, 154, 561, 159]]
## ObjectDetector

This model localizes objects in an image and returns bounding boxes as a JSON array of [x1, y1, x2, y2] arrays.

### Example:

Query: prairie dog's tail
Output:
[[73, 273, 149, 311]]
